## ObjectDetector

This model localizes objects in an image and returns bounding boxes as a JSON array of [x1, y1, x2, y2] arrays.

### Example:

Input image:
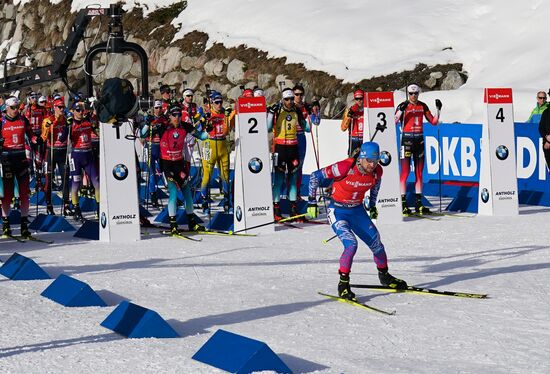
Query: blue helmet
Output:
[[358, 141, 380, 161]]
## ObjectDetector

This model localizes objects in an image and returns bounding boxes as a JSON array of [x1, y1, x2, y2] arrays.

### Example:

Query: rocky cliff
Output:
[[0, 0, 468, 117]]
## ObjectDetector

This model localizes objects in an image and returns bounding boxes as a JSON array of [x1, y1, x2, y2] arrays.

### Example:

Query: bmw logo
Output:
[[112, 163, 128, 181], [100, 212, 107, 228], [236, 206, 243, 222], [173, 132, 180, 139], [286, 114, 292, 121], [379, 151, 392, 167], [248, 157, 263, 174], [495, 145, 509, 160], [481, 188, 490, 203]]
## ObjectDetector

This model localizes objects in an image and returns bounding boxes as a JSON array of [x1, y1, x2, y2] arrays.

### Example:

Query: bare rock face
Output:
[[275, 74, 294, 90], [257, 73, 273, 89], [156, 47, 184, 75], [204, 59, 224, 76], [226, 59, 246, 84], [441, 70, 464, 90], [226, 85, 243, 101], [180, 56, 197, 71], [183, 70, 203, 90]]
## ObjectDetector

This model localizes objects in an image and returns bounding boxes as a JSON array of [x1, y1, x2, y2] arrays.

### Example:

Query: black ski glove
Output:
[[435, 99, 442, 110]]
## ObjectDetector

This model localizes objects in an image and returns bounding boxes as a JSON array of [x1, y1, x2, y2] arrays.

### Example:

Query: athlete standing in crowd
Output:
[[64, 101, 100, 221], [292, 84, 319, 198], [341, 89, 365, 156], [306, 141, 407, 300], [1, 97, 39, 238], [140, 100, 167, 207], [41, 97, 71, 216], [159, 105, 208, 234], [268, 87, 309, 221], [395, 84, 441, 215], [23, 92, 48, 179], [198, 92, 233, 214]]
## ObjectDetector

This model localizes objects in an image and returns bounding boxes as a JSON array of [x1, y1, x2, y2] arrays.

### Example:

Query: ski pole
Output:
[[323, 233, 337, 244], [229, 213, 307, 235], [437, 126, 442, 213]]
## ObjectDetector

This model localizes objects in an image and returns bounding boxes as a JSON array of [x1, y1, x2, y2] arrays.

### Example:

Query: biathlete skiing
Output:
[[306, 141, 407, 301]]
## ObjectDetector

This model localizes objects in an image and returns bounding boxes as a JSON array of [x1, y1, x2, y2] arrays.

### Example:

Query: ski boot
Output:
[[46, 204, 55, 215], [73, 206, 84, 222], [338, 271, 356, 301], [378, 267, 408, 290], [20, 217, 31, 238], [187, 214, 205, 232], [402, 195, 412, 216], [201, 195, 210, 214], [290, 201, 305, 222], [63, 204, 74, 217], [169, 216, 179, 235], [415, 193, 431, 215], [222, 193, 231, 213], [273, 202, 282, 221], [150, 191, 160, 208], [2, 218, 11, 237]]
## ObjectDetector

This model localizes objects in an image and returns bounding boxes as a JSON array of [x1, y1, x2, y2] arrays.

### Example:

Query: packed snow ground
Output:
[[1, 202, 550, 373]]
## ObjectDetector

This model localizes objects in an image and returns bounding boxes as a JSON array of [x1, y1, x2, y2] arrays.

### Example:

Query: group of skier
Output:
[[1, 81, 443, 300], [0, 91, 100, 238]]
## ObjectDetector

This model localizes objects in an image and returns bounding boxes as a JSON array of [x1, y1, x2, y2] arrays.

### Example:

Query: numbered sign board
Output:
[[364, 92, 402, 223], [478, 88, 518, 215], [233, 97, 273, 234], [99, 121, 140, 242]]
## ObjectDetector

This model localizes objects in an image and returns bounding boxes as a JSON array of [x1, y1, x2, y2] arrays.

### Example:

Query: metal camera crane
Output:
[[0, 3, 150, 108]]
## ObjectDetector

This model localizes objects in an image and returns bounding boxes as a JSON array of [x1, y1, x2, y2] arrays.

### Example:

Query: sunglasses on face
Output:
[[9, 105, 18, 110], [186, 95, 193, 97], [154, 106, 162, 109], [283, 98, 293, 102], [294, 92, 304, 97], [538, 96, 547, 99], [74, 108, 83, 113], [355, 97, 364, 101], [408, 92, 419, 96], [57, 106, 65, 109], [213, 101, 222, 104]]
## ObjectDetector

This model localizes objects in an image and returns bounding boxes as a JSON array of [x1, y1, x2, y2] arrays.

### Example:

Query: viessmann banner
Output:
[[406, 122, 550, 191]]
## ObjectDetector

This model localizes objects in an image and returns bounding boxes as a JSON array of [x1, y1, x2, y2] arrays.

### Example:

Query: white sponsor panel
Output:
[[99, 121, 141, 242], [364, 92, 402, 223], [478, 88, 518, 215], [233, 97, 273, 234]]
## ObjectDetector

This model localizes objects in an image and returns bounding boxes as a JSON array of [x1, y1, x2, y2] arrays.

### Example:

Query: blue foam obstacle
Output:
[[0, 210, 22, 225], [208, 212, 233, 231], [41, 274, 107, 307], [192, 329, 292, 374], [29, 215, 75, 232], [139, 205, 152, 218], [30, 191, 63, 206], [79, 197, 98, 212], [0, 253, 51, 280], [73, 220, 99, 240], [100, 301, 179, 339]]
